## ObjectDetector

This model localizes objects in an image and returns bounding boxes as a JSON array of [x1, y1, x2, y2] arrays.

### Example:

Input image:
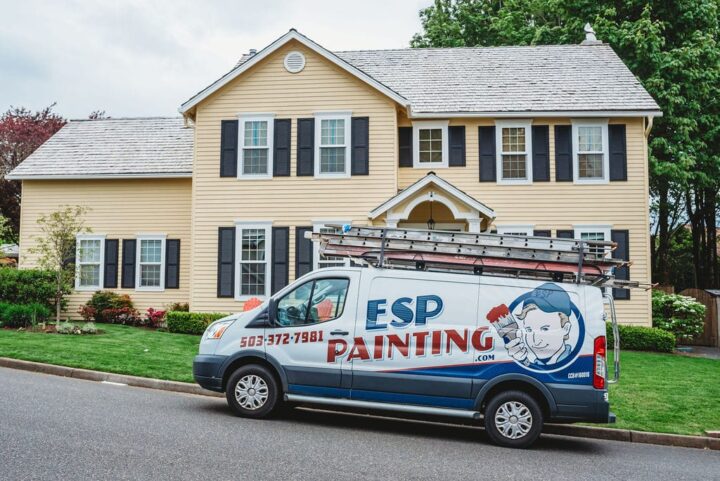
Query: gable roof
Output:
[[6, 117, 193, 180], [182, 29, 661, 118]]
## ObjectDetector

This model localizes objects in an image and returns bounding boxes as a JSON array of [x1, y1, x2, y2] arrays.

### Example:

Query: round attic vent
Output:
[[284, 51, 306, 73]]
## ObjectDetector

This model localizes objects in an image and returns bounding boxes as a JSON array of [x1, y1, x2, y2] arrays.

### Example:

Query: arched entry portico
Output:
[[368, 173, 495, 232]]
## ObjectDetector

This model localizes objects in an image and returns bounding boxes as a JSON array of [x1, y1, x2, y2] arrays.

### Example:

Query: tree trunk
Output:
[[655, 180, 671, 285], [55, 272, 62, 326], [703, 187, 717, 287], [686, 190, 703, 288]]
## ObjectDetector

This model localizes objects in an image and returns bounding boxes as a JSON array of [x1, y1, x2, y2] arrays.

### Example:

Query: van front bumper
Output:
[[193, 354, 227, 392]]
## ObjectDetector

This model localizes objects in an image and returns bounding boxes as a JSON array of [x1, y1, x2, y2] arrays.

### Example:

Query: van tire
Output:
[[225, 365, 280, 419], [483, 390, 543, 448]]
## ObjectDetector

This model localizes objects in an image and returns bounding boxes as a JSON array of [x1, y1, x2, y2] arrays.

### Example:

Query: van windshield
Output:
[[276, 278, 349, 326]]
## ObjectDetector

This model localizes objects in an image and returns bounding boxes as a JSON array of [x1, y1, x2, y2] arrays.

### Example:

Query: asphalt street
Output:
[[1, 367, 718, 481]]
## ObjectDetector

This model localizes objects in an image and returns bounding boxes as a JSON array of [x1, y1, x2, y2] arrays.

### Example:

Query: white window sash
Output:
[[312, 221, 351, 270], [495, 120, 532, 184], [572, 119, 609, 184], [136, 234, 166, 291], [314, 111, 351, 178], [412, 120, 449, 168], [574, 224, 612, 258], [75, 234, 106, 291], [234, 221, 272, 300], [238, 113, 275, 179]]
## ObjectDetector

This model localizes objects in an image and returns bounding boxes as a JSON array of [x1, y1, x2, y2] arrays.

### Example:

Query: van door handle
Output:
[[330, 330, 349, 336]]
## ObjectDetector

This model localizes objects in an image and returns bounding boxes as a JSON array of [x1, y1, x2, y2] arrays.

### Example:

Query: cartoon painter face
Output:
[[486, 283, 584, 372]]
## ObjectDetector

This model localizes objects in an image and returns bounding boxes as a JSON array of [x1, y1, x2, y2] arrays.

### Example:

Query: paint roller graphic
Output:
[[486, 304, 531, 367]]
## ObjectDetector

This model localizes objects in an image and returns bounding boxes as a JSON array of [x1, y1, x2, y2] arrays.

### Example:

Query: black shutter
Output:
[[351, 117, 369, 175], [448, 126, 466, 167], [533, 230, 551, 238], [479, 126, 496, 182], [271, 227, 289, 294], [295, 226, 313, 278], [398, 127, 413, 167], [165, 239, 180, 289], [103, 239, 119, 288], [555, 125, 572, 181], [273, 119, 291, 177], [121, 240, 136, 289], [217, 227, 235, 298], [611, 230, 630, 300], [220, 120, 238, 177], [532, 125, 550, 181], [296, 118, 314, 176], [556, 230, 574, 239], [609, 124, 627, 181]]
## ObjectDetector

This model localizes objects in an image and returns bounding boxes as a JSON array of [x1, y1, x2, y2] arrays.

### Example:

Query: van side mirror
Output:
[[268, 298, 278, 326]]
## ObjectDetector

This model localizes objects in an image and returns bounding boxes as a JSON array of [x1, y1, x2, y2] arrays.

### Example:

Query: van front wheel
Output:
[[484, 390, 543, 448], [226, 365, 280, 419]]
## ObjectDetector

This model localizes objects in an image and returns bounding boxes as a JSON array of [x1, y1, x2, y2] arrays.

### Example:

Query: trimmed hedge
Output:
[[0, 301, 52, 328], [606, 322, 675, 353], [0, 268, 56, 309], [166, 311, 227, 335]]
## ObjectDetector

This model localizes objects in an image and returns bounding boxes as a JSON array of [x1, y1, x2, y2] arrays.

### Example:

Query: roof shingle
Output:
[[6, 117, 192, 179]]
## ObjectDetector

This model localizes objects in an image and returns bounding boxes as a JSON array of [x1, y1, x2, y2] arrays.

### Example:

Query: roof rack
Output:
[[307, 225, 640, 290]]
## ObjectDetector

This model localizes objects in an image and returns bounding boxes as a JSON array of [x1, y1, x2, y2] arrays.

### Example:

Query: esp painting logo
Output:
[[327, 295, 495, 363]]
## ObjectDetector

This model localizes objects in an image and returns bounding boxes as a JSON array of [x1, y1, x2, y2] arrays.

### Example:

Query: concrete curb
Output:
[[1, 357, 716, 450]]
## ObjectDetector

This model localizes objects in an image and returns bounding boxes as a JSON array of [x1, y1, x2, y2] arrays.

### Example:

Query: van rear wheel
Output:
[[226, 365, 280, 419], [484, 390, 543, 448]]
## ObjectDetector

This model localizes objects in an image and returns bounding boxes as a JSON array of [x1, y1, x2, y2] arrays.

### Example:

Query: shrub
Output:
[[0, 268, 57, 309], [86, 291, 134, 323], [100, 307, 140, 325], [81, 322, 98, 334], [167, 302, 189, 312], [606, 322, 676, 353], [78, 305, 96, 322], [166, 311, 227, 335], [57, 322, 80, 335], [651, 290, 705, 344], [145, 308, 166, 329], [0, 302, 52, 328]]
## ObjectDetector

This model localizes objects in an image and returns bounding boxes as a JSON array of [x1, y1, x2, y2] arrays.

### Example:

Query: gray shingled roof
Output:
[[335, 44, 659, 114], [6, 117, 193, 179]]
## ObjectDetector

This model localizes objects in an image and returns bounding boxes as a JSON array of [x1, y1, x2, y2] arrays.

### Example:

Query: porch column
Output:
[[467, 219, 481, 233]]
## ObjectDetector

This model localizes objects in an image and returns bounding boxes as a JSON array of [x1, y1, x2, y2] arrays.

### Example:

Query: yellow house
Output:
[[8, 29, 661, 324]]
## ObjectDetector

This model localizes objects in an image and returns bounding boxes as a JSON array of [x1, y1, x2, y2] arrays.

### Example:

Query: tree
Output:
[[0, 105, 66, 240], [412, 0, 720, 289], [29, 206, 89, 325], [0, 214, 11, 244]]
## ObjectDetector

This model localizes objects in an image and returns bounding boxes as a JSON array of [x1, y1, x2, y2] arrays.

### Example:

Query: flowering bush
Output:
[[100, 307, 140, 325], [145, 308, 167, 329], [78, 305, 96, 322], [86, 291, 134, 323], [651, 290, 705, 344]]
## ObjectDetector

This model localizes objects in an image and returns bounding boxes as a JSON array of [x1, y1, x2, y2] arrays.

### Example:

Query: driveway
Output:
[[1, 367, 718, 481]]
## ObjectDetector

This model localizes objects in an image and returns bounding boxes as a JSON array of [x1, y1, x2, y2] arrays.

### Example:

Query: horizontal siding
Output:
[[191, 40, 399, 313], [18, 179, 192, 318]]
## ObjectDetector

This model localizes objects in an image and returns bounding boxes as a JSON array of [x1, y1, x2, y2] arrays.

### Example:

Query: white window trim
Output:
[[572, 119, 609, 184], [312, 220, 351, 270], [574, 224, 612, 258], [136, 234, 166, 292], [75, 234, 106, 291], [496, 224, 535, 236], [495, 119, 533, 185], [238, 113, 275, 180], [234, 221, 273, 301], [314, 111, 352, 178], [412, 120, 449, 169]]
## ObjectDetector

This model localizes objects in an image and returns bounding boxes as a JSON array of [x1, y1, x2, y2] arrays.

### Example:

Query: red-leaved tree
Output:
[[0, 104, 66, 241]]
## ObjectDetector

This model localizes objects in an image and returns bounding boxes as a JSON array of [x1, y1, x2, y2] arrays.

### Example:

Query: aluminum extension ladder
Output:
[[307, 225, 638, 290]]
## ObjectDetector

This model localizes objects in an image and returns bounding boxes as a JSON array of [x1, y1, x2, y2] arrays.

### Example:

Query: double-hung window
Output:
[[136, 235, 166, 291], [412, 120, 449, 168], [75, 235, 105, 290], [239, 114, 274, 178], [574, 225, 612, 258], [313, 222, 351, 270], [572, 120, 609, 183], [315, 112, 351, 177], [235, 222, 272, 299], [495, 120, 532, 184]]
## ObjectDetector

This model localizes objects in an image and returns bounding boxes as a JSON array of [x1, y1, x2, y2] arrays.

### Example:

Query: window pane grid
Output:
[[320, 147, 346, 173], [239, 228, 267, 296], [243, 121, 267, 147], [243, 149, 268, 174], [139, 239, 163, 287], [502, 127, 526, 153], [77, 239, 102, 287], [580, 231, 609, 256], [577, 126, 604, 179], [502, 154, 527, 179], [418, 128, 442, 163], [320, 119, 345, 146]]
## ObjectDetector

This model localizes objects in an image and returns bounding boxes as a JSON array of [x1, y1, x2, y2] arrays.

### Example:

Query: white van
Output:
[[194, 266, 614, 448]]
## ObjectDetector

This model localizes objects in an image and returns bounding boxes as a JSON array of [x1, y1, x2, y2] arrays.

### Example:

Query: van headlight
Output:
[[205, 320, 234, 340]]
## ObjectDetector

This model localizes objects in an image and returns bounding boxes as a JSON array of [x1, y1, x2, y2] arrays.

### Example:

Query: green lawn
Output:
[[0, 325, 717, 435]]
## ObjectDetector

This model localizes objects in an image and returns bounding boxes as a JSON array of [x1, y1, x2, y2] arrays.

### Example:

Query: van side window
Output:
[[276, 278, 349, 327]]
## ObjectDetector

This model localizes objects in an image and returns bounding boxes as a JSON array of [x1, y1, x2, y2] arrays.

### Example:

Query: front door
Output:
[[265, 272, 359, 394]]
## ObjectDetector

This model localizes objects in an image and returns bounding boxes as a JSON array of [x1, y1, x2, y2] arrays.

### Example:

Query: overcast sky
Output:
[[0, 0, 427, 119]]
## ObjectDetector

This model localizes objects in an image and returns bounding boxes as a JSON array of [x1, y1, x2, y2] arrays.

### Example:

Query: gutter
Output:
[[5, 172, 193, 181]]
